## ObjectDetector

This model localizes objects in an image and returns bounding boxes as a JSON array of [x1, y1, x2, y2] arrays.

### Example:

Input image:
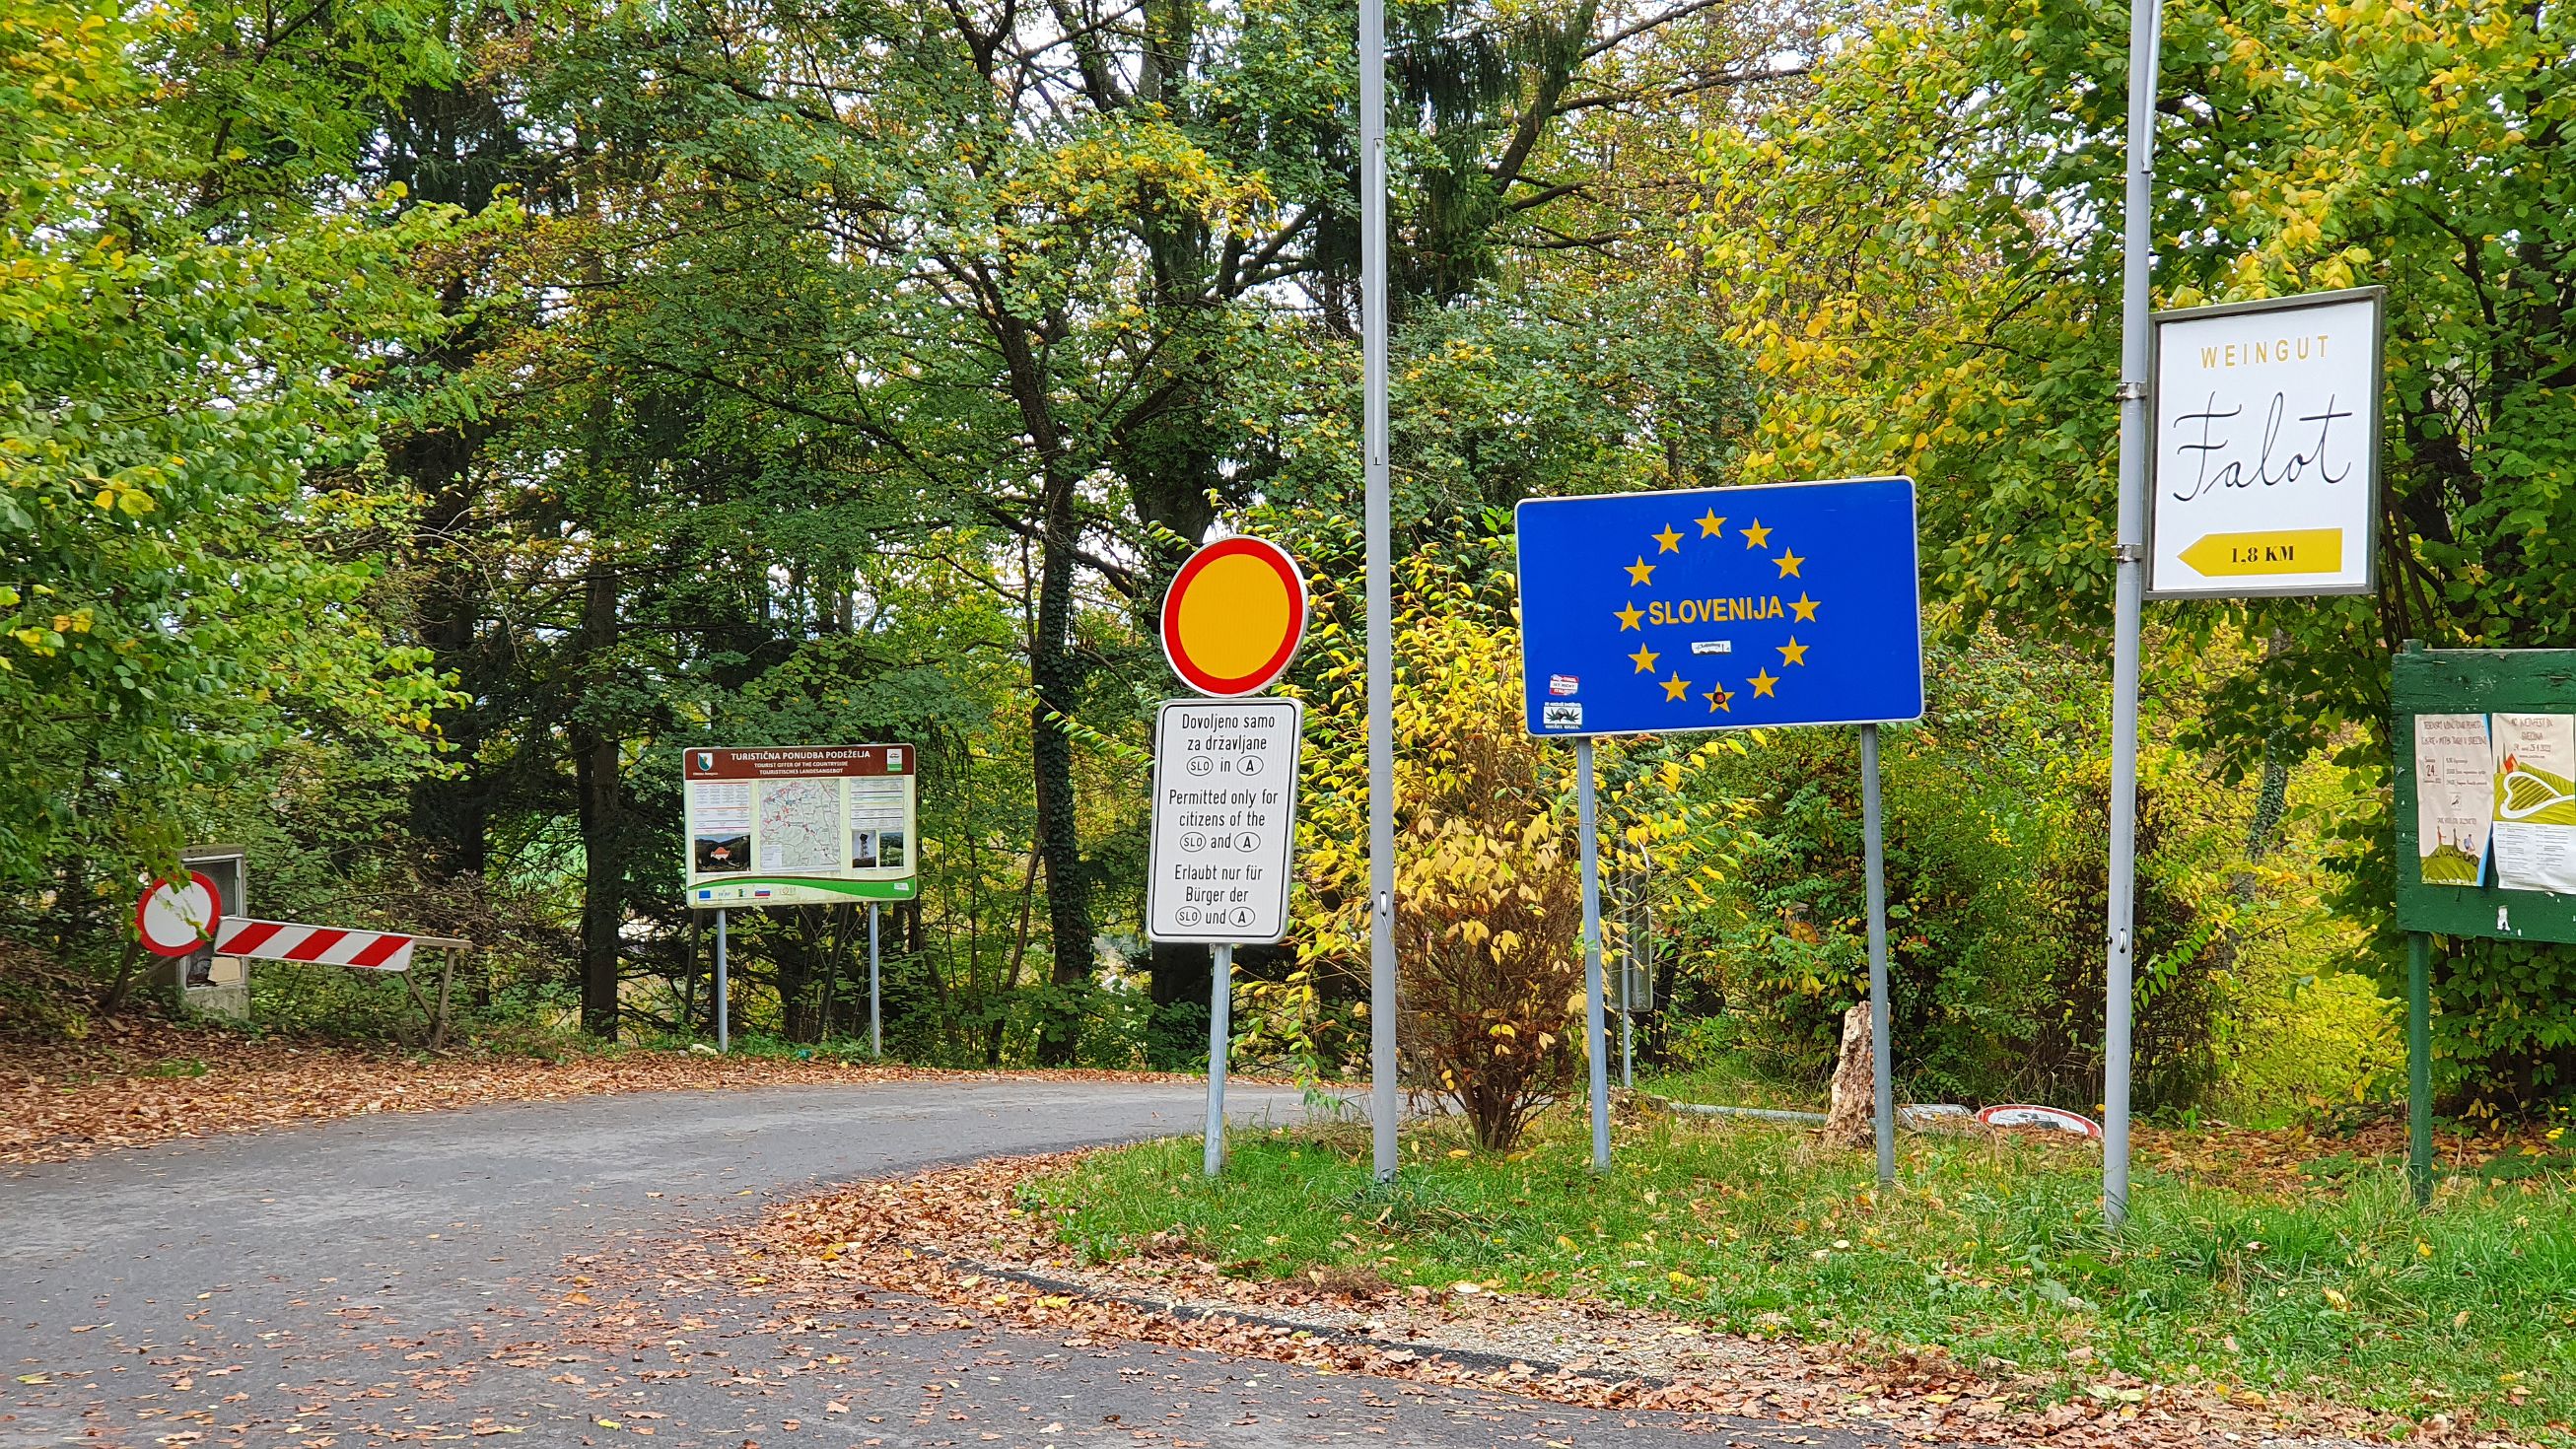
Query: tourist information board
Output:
[[2394, 647, 2576, 941], [2388, 643, 2576, 1204], [683, 745, 918, 909]]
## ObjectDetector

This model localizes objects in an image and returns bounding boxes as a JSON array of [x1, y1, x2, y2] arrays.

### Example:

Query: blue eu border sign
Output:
[[1515, 477, 1924, 737], [1514, 475, 1924, 1187]]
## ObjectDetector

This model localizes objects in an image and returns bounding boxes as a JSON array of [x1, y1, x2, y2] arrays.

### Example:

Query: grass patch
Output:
[[1028, 1111, 2576, 1439]]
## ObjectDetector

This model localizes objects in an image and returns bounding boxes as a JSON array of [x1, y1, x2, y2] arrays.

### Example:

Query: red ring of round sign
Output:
[[136, 870, 224, 958], [1159, 536, 1308, 698]]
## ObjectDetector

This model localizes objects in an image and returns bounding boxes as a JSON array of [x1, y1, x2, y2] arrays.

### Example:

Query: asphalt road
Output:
[[1, 1079, 1909, 1448]]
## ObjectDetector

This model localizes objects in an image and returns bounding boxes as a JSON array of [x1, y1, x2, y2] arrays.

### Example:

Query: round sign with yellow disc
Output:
[[1160, 536, 1307, 697]]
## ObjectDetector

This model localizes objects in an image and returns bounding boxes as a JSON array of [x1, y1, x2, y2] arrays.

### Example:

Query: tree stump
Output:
[[1824, 1001, 1874, 1147]]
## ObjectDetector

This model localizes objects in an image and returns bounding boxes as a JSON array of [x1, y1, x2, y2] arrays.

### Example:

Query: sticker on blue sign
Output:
[[1515, 478, 1924, 737], [1548, 674, 1579, 697]]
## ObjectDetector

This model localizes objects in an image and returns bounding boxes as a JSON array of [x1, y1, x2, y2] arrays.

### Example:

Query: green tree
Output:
[[1692, 0, 2576, 1102], [1, 1, 460, 929]]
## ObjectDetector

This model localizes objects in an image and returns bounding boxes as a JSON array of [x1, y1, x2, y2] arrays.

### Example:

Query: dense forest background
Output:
[[6, 0, 2571, 1117]]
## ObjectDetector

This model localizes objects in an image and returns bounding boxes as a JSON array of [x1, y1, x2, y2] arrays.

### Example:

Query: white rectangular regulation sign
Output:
[[1147, 698, 1303, 943]]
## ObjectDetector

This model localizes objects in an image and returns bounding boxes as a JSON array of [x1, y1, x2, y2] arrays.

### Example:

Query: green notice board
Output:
[[2392, 643, 2576, 945]]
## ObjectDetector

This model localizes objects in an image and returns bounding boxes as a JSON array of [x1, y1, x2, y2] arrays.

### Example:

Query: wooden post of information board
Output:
[[2408, 930, 2432, 1206]]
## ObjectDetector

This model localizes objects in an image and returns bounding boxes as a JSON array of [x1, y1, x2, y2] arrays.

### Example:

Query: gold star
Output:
[[1652, 523, 1685, 554], [1628, 645, 1660, 673], [1749, 668, 1780, 698], [1615, 601, 1644, 631], [1703, 685, 1734, 714], [1661, 672, 1692, 702], [1778, 637, 1809, 666], [1696, 509, 1726, 538], [1775, 547, 1805, 579], [1625, 556, 1655, 586], [1740, 519, 1772, 549], [1790, 591, 1820, 622]]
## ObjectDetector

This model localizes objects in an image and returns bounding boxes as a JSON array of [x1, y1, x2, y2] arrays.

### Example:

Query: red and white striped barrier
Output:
[[213, 919, 418, 972]]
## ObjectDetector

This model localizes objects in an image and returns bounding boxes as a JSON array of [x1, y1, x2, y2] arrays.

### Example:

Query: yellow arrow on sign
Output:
[[2176, 528, 2343, 578]]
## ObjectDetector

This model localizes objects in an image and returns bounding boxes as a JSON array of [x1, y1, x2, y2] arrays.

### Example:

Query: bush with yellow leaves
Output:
[[1386, 611, 1588, 1149], [1251, 526, 1728, 1148]]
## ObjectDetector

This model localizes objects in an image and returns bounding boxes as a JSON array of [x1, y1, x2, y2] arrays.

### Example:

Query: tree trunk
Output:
[[96, 938, 144, 1017], [399, 412, 491, 880], [1824, 1002, 1874, 1148], [575, 560, 623, 1039], [1029, 462, 1094, 1066], [992, 844, 1043, 1067]]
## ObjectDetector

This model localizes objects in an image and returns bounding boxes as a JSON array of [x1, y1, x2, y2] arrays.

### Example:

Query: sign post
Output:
[[1574, 737, 1611, 1171], [869, 903, 882, 1057], [1860, 724, 1895, 1186], [1358, 0, 1397, 1189], [1204, 942, 1233, 1176], [2098, 284, 2387, 1222], [1150, 536, 1309, 1176], [683, 744, 918, 1052], [2099, 0, 2163, 1230], [1517, 477, 1923, 1177]]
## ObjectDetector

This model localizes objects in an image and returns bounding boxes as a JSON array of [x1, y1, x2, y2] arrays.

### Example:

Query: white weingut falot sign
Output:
[[1147, 698, 1303, 944], [2147, 286, 2384, 598]]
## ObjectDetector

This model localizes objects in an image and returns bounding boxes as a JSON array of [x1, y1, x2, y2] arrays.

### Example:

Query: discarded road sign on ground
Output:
[[1515, 477, 1923, 736]]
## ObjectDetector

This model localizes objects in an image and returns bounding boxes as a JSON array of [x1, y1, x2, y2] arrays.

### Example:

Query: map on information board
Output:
[[758, 779, 842, 872], [683, 745, 919, 908]]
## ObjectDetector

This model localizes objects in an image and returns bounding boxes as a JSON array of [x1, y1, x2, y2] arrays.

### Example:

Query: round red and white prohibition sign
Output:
[[1160, 536, 1308, 697], [136, 870, 224, 958]]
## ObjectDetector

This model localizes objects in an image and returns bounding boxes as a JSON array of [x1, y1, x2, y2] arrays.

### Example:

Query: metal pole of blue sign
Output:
[[869, 903, 882, 1058], [715, 908, 730, 1055], [2408, 930, 2433, 1206], [1576, 738, 1611, 1173], [1620, 954, 1634, 1090], [1360, 0, 1398, 1187], [1205, 943, 1233, 1177], [1859, 724, 1895, 1187], [2102, 0, 2164, 1231]]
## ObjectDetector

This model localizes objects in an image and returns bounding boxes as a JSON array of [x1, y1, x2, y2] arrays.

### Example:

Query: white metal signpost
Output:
[[683, 744, 919, 1054], [2098, 0, 2387, 1224], [1149, 536, 1309, 1176]]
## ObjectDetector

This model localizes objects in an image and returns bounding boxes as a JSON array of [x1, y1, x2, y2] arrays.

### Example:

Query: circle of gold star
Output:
[[1619, 510, 1817, 711]]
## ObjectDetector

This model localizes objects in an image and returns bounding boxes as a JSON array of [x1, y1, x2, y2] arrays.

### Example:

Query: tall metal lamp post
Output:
[[1360, 0, 1399, 1184]]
